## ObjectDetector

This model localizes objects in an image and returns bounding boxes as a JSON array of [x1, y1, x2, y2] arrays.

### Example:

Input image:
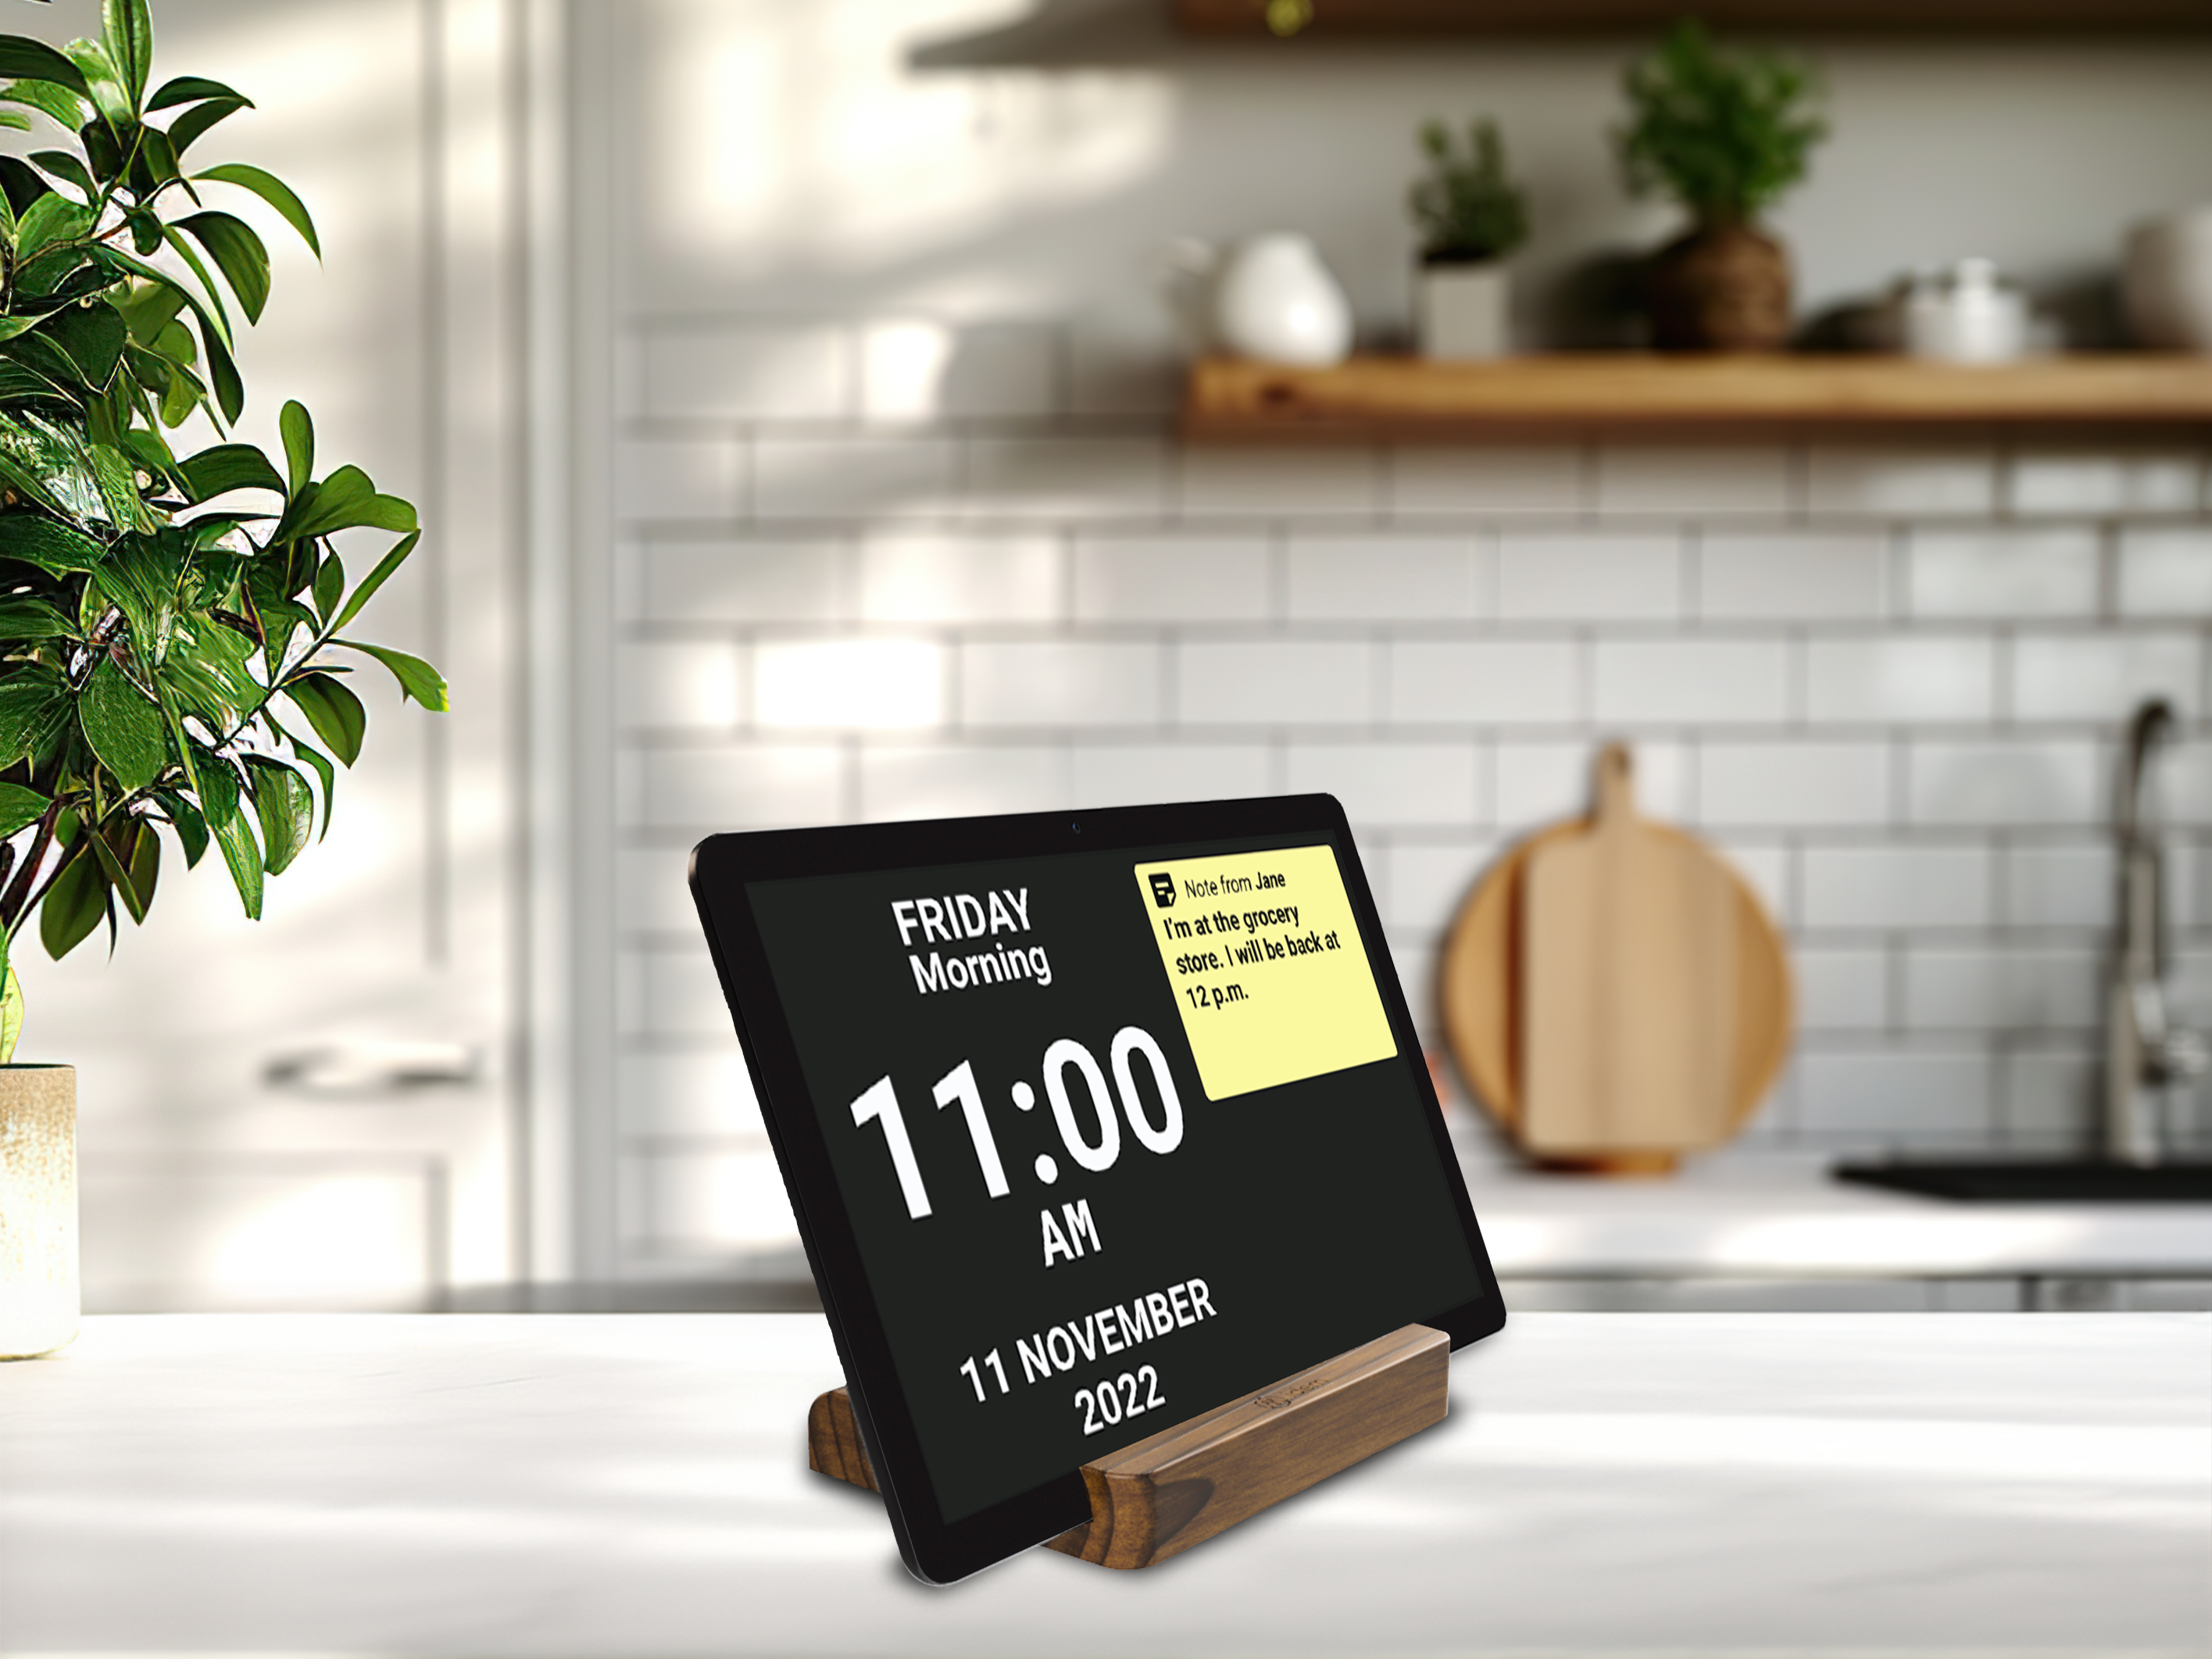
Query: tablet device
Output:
[[690, 796, 1504, 1583]]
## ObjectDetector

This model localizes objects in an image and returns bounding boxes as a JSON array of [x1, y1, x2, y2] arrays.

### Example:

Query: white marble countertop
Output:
[[1453, 1139, 2212, 1278], [2, 1313, 2206, 1656]]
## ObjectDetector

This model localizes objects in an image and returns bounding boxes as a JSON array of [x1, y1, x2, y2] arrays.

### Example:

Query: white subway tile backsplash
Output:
[[1909, 740, 2100, 827], [1595, 445, 1789, 517], [1286, 535, 1481, 622], [1179, 446, 1379, 517], [962, 642, 1163, 728], [966, 437, 1166, 518], [1906, 527, 2100, 619], [1903, 949, 2101, 1032], [2008, 450, 2202, 517], [617, 438, 744, 521], [755, 437, 958, 519], [1074, 534, 1269, 622], [1699, 530, 1885, 621], [638, 943, 736, 1039], [1285, 742, 1483, 828], [1177, 641, 1373, 725], [859, 320, 1059, 422], [1386, 841, 1499, 932], [2116, 526, 2212, 617], [2003, 1050, 2096, 1148], [2010, 632, 2200, 721], [1699, 741, 1889, 828], [1713, 840, 1791, 924], [2006, 844, 2114, 928], [859, 744, 1068, 821], [642, 539, 842, 624], [755, 639, 945, 729], [618, 639, 744, 730], [1388, 446, 1580, 515], [1796, 1052, 1993, 1139], [2157, 741, 2212, 828], [1498, 530, 1681, 621], [639, 744, 844, 830], [1496, 740, 1688, 828], [1593, 639, 1787, 724], [1802, 846, 1993, 928], [1070, 743, 1273, 809], [642, 324, 848, 421], [1795, 948, 1890, 1032], [1390, 640, 1578, 724], [859, 533, 1060, 624], [625, 1146, 798, 1250], [1806, 637, 1995, 724], [1806, 445, 1997, 518]]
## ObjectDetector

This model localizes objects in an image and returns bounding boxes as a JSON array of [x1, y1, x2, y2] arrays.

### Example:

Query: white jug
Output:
[[1170, 234, 1353, 367]]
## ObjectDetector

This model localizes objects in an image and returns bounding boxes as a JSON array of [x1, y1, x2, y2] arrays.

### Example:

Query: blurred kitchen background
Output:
[[15, 0, 2212, 1317]]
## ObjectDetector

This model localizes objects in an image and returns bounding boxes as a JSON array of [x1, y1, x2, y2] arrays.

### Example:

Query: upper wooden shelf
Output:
[[1183, 355, 2212, 440], [1176, 0, 2212, 34]]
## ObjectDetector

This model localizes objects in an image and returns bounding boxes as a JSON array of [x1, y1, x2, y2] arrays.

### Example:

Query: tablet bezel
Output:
[[688, 795, 1505, 1583]]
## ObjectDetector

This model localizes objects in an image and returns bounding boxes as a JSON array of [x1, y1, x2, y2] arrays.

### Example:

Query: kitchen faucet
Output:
[[2106, 699, 2208, 1165]]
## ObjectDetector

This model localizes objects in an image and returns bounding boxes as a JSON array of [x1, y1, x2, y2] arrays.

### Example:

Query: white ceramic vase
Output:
[[1417, 261, 1511, 360], [1211, 234, 1353, 367], [1886, 259, 2030, 363], [2124, 209, 2212, 351], [0, 1065, 78, 1360]]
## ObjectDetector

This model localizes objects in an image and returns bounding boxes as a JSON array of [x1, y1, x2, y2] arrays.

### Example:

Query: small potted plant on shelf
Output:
[[0, 0, 444, 1360], [1617, 19, 1826, 352], [1409, 116, 1528, 360]]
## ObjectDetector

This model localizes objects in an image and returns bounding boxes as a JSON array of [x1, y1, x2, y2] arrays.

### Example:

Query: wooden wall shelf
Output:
[[1183, 354, 2212, 440], [1176, 0, 2212, 36]]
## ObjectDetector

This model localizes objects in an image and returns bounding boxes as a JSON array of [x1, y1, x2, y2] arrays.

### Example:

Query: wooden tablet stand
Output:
[[806, 1322, 1449, 1570]]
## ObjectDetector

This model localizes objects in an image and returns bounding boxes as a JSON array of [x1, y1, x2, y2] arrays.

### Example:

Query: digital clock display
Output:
[[741, 828, 1492, 1527]]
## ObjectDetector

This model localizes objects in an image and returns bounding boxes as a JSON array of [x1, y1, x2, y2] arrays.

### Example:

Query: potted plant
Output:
[[1408, 116, 1528, 360], [0, 0, 443, 1360], [1617, 20, 1826, 352]]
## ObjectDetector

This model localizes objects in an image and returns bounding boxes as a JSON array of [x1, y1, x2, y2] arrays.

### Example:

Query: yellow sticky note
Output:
[[1134, 845, 1396, 1100]]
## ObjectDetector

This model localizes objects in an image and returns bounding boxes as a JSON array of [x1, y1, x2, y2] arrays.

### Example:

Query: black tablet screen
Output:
[[744, 830, 1490, 1527]]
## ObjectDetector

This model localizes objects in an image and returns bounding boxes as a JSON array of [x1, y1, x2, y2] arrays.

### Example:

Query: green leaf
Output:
[[244, 756, 310, 876], [28, 148, 96, 202], [166, 95, 246, 159], [60, 38, 132, 131], [80, 656, 169, 795], [0, 111, 26, 132], [200, 313, 242, 424], [0, 595, 76, 639], [38, 846, 108, 960], [126, 812, 159, 914], [281, 671, 365, 766], [0, 781, 50, 839], [103, 0, 155, 107], [327, 529, 420, 635], [0, 409, 111, 535], [0, 937, 21, 1065], [279, 400, 312, 495], [174, 212, 270, 325], [312, 551, 342, 623], [0, 37, 94, 98], [148, 75, 246, 112], [207, 781, 262, 920], [154, 786, 207, 867], [179, 442, 284, 502], [14, 191, 93, 258], [336, 639, 448, 711], [0, 667, 71, 765], [194, 162, 319, 259], [87, 441, 153, 533], [115, 279, 188, 346], [0, 77, 87, 129], [86, 821, 149, 924], [38, 300, 127, 391], [273, 720, 335, 841], [0, 513, 105, 574]]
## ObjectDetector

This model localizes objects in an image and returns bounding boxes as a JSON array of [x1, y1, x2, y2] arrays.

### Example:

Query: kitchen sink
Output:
[[1834, 1160, 2212, 1202]]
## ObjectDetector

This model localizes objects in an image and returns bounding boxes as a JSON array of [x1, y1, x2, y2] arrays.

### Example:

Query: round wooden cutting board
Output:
[[1438, 767, 1794, 1171]]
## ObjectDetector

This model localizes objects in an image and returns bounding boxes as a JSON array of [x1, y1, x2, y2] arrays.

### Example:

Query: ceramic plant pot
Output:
[[1417, 259, 1511, 360], [2124, 208, 2212, 351], [0, 1064, 77, 1359], [1647, 219, 1793, 352]]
